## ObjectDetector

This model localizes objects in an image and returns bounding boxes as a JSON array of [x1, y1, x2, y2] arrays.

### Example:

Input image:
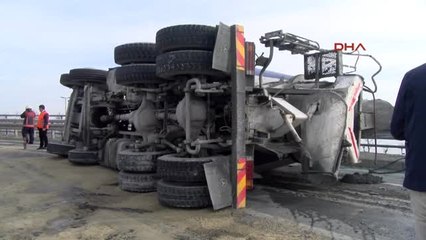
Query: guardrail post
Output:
[[5, 115, 8, 135]]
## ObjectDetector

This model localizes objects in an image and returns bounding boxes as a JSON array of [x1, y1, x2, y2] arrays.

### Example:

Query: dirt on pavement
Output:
[[0, 143, 328, 240]]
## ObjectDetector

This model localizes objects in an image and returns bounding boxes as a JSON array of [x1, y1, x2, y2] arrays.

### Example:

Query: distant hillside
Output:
[[361, 99, 394, 139]]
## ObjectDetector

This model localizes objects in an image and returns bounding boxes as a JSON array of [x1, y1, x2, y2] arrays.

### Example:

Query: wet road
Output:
[[0, 140, 416, 240], [248, 170, 414, 240], [249, 185, 413, 240]]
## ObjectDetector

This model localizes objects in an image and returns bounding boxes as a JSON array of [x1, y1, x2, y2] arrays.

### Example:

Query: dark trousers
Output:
[[22, 127, 34, 144], [38, 128, 48, 148]]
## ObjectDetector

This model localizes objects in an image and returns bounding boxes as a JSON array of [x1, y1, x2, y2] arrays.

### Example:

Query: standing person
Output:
[[20, 106, 36, 149], [391, 63, 426, 240], [37, 104, 49, 150]]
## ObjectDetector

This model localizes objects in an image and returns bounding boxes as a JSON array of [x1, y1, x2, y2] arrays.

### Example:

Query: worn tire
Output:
[[101, 138, 132, 170], [157, 154, 229, 183], [115, 64, 166, 87], [69, 68, 108, 85], [156, 50, 226, 80], [114, 43, 157, 65], [59, 74, 74, 88], [118, 171, 157, 193], [47, 141, 75, 157], [117, 149, 170, 173], [156, 25, 217, 53], [68, 149, 98, 165], [157, 180, 211, 208]]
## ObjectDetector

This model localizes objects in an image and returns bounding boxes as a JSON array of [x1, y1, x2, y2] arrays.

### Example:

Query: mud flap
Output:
[[212, 22, 231, 74], [204, 156, 232, 210]]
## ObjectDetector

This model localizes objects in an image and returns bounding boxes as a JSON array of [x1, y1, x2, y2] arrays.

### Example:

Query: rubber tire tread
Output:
[[69, 68, 108, 86], [118, 171, 157, 193], [47, 141, 75, 157], [157, 180, 211, 208], [68, 149, 98, 165], [156, 50, 225, 80], [114, 43, 157, 65], [156, 24, 217, 53], [69, 68, 108, 85], [59, 74, 74, 88], [100, 138, 131, 170], [157, 154, 229, 183], [117, 149, 170, 173], [115, 64, 165, 86]]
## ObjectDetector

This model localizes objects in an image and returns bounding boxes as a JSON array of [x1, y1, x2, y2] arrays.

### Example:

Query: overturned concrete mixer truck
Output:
[[47, 23, 380, 209]]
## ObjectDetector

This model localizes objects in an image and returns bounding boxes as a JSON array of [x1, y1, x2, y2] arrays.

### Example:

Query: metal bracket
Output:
[[270, 97, 308, 128], [260, 30, 320, 54]]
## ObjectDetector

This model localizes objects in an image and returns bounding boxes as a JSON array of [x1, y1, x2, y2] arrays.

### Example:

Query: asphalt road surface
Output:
[[0, 140, 415, 240]]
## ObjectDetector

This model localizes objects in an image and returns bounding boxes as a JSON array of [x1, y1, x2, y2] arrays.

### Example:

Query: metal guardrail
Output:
[[0, 114, 65, 140], [360, 142, 405, 155], [360, 143, 405, 150], [0, 114, 66, 119]]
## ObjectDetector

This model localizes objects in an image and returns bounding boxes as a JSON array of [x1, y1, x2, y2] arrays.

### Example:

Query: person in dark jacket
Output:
[[391, 63, 426, 240], [37, 104, 49, 150], [20, 106, 36, 148]]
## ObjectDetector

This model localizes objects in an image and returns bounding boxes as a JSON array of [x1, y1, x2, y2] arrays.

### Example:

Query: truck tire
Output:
[[59, 73, 74, 88], [69, 68, 108, 85], [157, 154, 229, 183], [68, 149, 98, 165], [115, 64, 166, 87], [114, 43, 157, 65], [157, 180, 211, 208], [118, 171, 157, 193], [101, 138, 131, 170], [47, 141, 75, 157], [156, 24, 217, 53], [117, 149, 170, 173], [156, 50, 226, 80]]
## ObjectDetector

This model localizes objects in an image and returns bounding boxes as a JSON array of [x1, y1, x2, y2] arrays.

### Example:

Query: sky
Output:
[[0, 0, 425, 115]]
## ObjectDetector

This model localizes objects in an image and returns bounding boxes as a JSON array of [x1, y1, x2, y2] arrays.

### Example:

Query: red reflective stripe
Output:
[[348, 127, 359, 159], [348, 82, 362, 111], [237, 182, 246, 208], [236, 25, 245, 71]]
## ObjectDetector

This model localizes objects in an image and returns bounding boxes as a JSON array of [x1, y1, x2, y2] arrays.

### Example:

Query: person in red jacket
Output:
[[37, 104, 49, 150], [20, 106, 36, 149]]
